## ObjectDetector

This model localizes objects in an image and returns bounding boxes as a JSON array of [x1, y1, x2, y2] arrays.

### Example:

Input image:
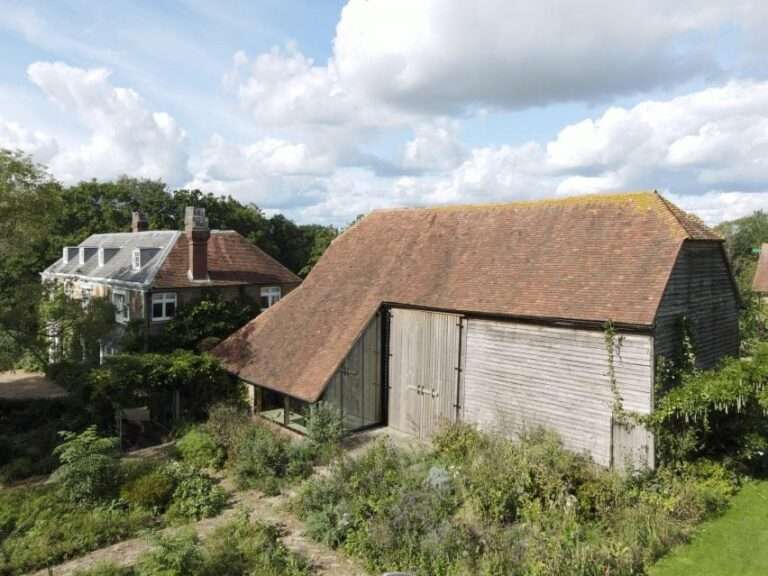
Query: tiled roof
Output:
[[41, 231, 179, 287], [212, 191, 724, 402], [753, 243, 768, 293], [152, 231, 301, 289]]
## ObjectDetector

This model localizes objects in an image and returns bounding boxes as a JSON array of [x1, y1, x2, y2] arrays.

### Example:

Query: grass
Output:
[[651, 480, 768, 576]]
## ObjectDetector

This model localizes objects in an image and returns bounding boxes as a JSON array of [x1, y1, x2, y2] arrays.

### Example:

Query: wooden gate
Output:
[[388, 308, 462, 440]]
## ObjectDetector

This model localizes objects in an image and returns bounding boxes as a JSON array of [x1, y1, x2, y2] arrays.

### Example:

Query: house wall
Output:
[[654, 241, 740, 369], [461, 319, 654, 468]]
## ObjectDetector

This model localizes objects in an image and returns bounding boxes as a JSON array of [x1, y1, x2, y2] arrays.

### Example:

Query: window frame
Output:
[[112, 290, 130, 324], [132, 248, 141, 272], [151, 292, 177, 322], [260, 286, 282, 309]]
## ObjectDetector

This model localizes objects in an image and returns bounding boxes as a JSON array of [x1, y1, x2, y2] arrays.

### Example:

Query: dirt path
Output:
[[29, 487, 366, 576]]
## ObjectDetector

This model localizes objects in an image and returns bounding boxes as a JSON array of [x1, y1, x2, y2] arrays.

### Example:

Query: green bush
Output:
[[136, 530, 204, 576], [231, 426, 313, 494], [164, 462, 227, 522], [176, 427, 225, 470], [305, 402, 344, 463], [0, 484, 152, 575], [73, 562, 132, 576], [120, 467, 176, 512], [204, 402, 250, 458], [50, 426, 120, 505], [201, 512, 311, 576]]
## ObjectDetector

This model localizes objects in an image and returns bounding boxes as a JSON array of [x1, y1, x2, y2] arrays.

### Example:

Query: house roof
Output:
[[153, 231, 301, 288], [212, 191, 723, 403], [752, 243, 768, 293], [42, 229, 300, 290], [41, 231, 179, 287]]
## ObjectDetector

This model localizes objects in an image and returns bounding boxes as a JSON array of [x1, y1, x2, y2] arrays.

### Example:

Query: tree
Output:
[[51, 426, 120, 504], [299, 224, 338, 277], [716, 211, 768, 290]]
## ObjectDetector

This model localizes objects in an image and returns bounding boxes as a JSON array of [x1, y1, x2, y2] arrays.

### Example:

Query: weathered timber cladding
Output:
[[322, 313, 382, 431], [388, 308, 462, 439], [654, 241, 740, 368], [462, 320, 654, 467]]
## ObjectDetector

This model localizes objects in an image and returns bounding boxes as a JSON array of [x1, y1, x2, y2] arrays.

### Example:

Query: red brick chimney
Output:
[[185, 207, 210, 281], [132, 211, 148, 232]]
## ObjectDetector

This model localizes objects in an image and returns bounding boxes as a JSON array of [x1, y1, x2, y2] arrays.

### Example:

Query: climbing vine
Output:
[[604, 320, 628, 424]]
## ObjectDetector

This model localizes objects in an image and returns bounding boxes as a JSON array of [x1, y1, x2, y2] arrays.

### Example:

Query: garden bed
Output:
[[293, 423, 739, 576]]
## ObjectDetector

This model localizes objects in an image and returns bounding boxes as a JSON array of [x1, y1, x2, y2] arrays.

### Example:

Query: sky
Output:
[[2, 0, 768, 226]]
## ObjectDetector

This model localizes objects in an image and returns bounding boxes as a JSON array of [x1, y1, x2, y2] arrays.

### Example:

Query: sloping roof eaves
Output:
[[214, 192, 717, 403]]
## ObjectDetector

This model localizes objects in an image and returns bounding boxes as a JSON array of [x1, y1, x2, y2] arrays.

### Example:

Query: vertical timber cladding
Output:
[[388, 308, 463, 439], [322, 312, 382, 431], [462, 319, 655, 468]]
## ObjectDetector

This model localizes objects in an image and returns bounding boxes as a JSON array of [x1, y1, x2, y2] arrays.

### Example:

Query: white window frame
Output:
[[80, 283, 94, 309], [132, 248, 141, 271], [112, 290, 130, 324], [151, 292, 177, 322], [260, 286, 282, 309]]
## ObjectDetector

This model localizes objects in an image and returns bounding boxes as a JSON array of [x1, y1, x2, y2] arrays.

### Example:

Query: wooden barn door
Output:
[[388, 308, 462, 440]]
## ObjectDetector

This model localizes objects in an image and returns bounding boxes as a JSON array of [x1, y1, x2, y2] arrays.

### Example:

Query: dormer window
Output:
[[132, 248, 141, 271], [98, 248, 105, 267]]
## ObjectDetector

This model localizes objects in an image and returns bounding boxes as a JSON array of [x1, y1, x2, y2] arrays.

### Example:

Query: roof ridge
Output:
[[369, 190, 659, 216]]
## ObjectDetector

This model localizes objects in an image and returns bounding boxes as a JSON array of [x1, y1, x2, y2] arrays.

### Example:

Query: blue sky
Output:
[[1, 0, 768, 225]]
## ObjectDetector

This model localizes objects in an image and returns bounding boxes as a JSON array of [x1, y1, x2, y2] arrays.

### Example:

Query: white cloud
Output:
[[331, 0, 743, 113], [545, 80, 768, 193], [0, 119, 58, 163], [25, 61, 188, 184], [193, 77, 768, 225], [403, 120, 465, 171]]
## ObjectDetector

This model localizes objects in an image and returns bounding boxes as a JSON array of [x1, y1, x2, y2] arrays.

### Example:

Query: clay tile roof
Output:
[[753, 243, 768, 293], [212, 191, 723, 402], [152, 231, 301, 289]]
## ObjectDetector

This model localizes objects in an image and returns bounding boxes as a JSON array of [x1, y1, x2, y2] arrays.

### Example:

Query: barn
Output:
[[213, 191, 740, 469]]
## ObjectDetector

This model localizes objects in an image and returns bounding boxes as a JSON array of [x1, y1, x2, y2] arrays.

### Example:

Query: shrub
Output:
[[203, 402, 250, 458], [164, 462, 227, 522], [136, 530, 204, 576], [50, 426, 120, 505], [176, 427, 225, 470], [0, 484, 152, 575], [433, 421, 488, 467], [231, 426, 312, 494], [201, 511, 311, 576], [73, 562, 132, 576], [120, 467, 176, 512], [305, 402, 344, 462]]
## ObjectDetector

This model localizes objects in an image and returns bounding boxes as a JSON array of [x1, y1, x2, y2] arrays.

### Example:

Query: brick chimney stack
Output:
[[132, 211, 148, 232], [185, 206, 210, 281]]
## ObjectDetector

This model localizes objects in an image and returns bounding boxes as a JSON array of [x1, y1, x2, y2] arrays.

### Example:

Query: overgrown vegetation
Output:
[[71, 512, 311, 576], [294, 425, 738, 576], [647, 341, 768, 472], [0, 396, 90, 484], [124, 292, 260, 354], [0, 427, 228, 576]]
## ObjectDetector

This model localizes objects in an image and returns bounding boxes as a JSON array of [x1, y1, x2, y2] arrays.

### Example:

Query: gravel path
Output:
[[28, 486, 366, 576]]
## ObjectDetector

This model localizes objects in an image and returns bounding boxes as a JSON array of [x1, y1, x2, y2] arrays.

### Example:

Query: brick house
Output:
[[42, 207, 300, 356]]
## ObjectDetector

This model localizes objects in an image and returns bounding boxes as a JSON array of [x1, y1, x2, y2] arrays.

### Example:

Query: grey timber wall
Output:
[[654, 240, 740, 369], [461, 319, 654, 467]]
